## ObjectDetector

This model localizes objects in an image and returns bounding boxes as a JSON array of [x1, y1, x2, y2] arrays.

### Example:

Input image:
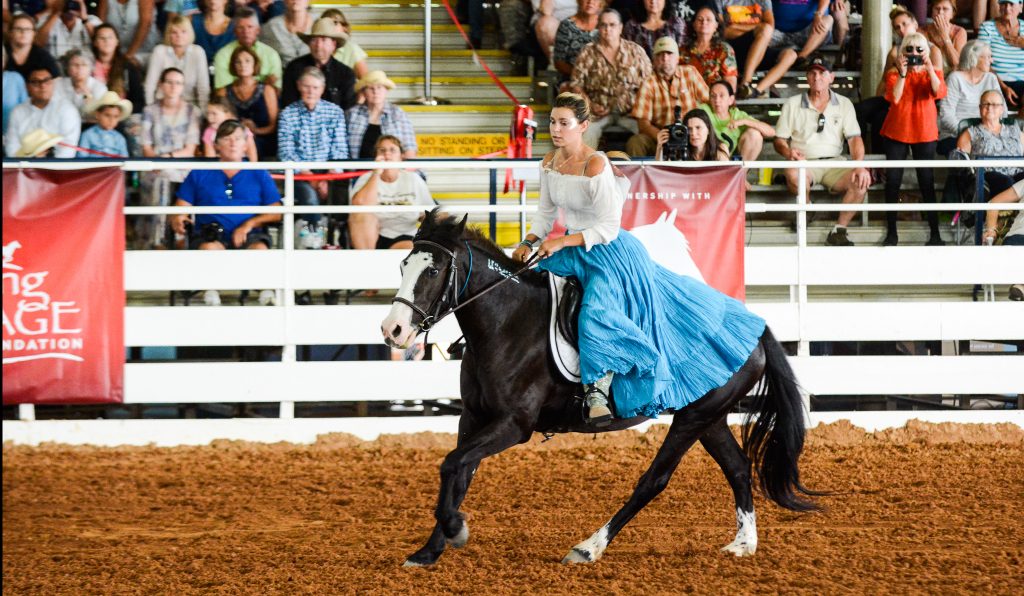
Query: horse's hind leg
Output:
[[700, 417, 757, 557], [562, 411, 703, 564]]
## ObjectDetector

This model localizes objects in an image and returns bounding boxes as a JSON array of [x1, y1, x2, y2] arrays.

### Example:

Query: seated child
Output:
[[78, 92, 131, 158], [203, 98, 258, 161]]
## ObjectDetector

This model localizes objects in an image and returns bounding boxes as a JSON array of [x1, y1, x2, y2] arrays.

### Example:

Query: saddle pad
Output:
[[548, 273, 582, 383]]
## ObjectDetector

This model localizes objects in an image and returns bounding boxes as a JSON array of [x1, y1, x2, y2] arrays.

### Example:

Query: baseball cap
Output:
[[996, 0, 1022, 4], [652, 36, 679, 56], [808, 56, 833, 73]]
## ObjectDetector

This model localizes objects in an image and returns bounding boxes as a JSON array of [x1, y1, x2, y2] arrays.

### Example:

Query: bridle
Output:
[[391, 239, 541, 333]]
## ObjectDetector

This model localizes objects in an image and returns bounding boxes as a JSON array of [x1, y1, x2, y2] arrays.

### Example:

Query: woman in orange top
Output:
[[881, 31, 948, 246]]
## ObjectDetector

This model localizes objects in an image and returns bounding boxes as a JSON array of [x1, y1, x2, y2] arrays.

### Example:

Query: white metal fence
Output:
[[3, 158, 1023, 444]]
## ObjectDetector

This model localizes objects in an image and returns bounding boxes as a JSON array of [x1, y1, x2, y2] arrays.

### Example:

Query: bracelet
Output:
[[519, 239, 538, 249]]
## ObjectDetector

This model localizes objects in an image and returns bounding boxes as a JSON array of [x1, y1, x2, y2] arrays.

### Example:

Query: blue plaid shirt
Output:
[[346, 102, 418, 157], [277, 100, 349, 162]]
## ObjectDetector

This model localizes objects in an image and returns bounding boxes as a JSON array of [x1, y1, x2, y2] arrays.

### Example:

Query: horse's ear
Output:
[[455, 213, 468, 235]]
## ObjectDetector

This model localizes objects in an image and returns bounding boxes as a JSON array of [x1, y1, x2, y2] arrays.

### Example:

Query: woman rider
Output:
[[512, 92, 767, 425]]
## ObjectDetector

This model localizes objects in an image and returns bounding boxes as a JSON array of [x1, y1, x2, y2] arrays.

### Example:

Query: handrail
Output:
[[4, 157, 1024, 170]]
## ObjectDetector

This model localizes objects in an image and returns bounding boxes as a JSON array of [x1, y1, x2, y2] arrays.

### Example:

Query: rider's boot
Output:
[[584, 372, 614, 427]]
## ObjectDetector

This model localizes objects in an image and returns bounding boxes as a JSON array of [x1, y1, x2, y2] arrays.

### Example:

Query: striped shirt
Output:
[[277, 100, 350, 162], [977, 19, 1024, 83], [631, 65, 709, 128], [346, 102, 418, 157]]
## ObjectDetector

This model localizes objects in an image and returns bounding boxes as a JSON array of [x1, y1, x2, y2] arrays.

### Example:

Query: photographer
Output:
[[879, 31, 947, 246], [171, 119, 282, 306], [656, 108, 730, 161], [35, 0, 101, 58], [627, 35, 709, 156]]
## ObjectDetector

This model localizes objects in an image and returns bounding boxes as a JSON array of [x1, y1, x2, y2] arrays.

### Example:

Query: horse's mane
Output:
[[416, 209, 545, 284]]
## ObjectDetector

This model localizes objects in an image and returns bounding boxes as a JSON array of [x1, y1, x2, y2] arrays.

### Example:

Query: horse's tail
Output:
[[742, 326, 822, 512]]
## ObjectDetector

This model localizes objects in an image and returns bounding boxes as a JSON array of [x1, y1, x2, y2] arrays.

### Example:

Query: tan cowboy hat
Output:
[[85, 91, 133, 121], [355, 70, 396, 92], [299, 17, 349, 44], [15, 129, 63, 158]]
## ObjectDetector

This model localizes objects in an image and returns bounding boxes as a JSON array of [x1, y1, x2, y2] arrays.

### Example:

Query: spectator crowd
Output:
[[3, 0, 1023, 256]]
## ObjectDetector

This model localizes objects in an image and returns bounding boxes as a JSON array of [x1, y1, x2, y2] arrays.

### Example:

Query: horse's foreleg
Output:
[[435, 417, 525, 541], [404, 460, 480, 567], [699, 418, 757, 557], [563, 412, 702, 564]]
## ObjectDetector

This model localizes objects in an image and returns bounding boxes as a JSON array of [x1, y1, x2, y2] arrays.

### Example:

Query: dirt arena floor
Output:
[[4, 421, 1023, 595]]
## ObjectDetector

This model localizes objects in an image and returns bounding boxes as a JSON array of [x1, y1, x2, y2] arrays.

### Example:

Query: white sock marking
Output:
[[721, 507, 758, 557], [563, 523, 610, 564]]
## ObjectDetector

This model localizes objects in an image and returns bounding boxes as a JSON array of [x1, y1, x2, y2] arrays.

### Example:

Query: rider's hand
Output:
[[537, 237, 564, 258], [512, 243, 533, 263]]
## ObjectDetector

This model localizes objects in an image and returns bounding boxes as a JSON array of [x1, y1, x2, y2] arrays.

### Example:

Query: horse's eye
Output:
[[427, 268, 440, 278]]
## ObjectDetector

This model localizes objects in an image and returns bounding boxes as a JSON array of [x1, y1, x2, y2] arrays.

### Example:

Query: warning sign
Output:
[[416, 133, 508, 157]]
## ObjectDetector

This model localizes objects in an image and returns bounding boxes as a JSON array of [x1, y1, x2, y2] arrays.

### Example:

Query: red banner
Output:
[[619, 165, 747, 300], [3, 168, 125, 404]]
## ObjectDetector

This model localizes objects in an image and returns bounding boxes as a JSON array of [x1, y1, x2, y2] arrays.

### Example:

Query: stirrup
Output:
[[583, 386, 613, 427]]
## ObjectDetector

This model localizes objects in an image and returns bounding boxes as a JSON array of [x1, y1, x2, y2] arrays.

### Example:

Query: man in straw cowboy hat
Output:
[[77, 91, 132, 158], [280, 16, 356, 110], [346, 70, 417, 159], [5, 67, 80, 158]]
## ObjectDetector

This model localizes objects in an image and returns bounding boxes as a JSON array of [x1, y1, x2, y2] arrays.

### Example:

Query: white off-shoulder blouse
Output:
[[528, 153, 626, 250]]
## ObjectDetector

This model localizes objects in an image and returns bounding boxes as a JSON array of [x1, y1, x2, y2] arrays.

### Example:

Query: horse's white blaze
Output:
[[562, 523, 610, 564], [721, 507, 758, 557], [381, 251, 433, 349]]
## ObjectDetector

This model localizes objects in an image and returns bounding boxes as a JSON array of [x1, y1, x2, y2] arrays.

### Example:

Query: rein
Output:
[[392, 239, 542, 333]]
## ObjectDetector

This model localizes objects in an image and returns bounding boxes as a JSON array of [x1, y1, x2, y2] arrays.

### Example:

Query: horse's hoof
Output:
[[403, 559, 429, 568], [721, 541, 756, 557], [561, 547, 595, 564], [445, 521, 470, 548]]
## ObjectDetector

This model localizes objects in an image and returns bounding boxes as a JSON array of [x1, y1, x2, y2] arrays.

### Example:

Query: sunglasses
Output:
[[904, 46, 926, 54], [817, 113, 826, 133], [27, 77, 54, 86], [979, 102, 1004, 108]]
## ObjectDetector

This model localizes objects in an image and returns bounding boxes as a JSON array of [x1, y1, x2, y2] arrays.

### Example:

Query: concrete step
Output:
[[313, 4, 453, 25], [367, 49, 516, 76], [351, 24, 499, 50], [403, 103, 549, 133], [389, 76, 535, 103]]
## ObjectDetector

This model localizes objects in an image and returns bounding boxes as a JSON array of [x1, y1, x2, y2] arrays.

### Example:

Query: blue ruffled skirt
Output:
[[537, 229, 766, 418]]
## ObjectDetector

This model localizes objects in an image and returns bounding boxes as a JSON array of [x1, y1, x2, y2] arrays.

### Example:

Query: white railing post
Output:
[[281, 166, 296, 419], [18, 404, 35, 421], [795, 165, 811, 414]]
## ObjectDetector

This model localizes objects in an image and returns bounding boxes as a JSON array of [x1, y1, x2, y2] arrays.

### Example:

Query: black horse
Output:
[[381, 212, 820, 567]]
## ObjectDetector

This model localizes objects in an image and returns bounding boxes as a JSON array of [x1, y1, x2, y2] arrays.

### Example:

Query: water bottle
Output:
[[296, 221, 310, 249]]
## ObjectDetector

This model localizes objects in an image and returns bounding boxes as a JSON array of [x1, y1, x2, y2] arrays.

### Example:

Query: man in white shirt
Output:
[[773, 57, 869, 246], [5, 67, 81, 158]]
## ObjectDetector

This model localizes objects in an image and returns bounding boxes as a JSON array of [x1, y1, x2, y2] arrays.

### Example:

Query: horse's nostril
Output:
[[390, 324, 402, 338]]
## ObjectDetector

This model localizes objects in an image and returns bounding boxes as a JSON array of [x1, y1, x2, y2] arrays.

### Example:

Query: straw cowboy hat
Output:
[[15, 129, 63, 158], [85, 91, 133, 122], [355, 70, 396, 92], [300, 17, 349, 44]]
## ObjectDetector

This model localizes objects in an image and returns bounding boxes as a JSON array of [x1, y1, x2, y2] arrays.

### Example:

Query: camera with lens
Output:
[[906, 54, 923, 66], [662, 105, 689, 162], [199, 222, 225, 244], [66, 0, 82, 12]]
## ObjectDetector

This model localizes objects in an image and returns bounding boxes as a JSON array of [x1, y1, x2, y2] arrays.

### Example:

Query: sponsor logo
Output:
[[2, 241, 85, 364]]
